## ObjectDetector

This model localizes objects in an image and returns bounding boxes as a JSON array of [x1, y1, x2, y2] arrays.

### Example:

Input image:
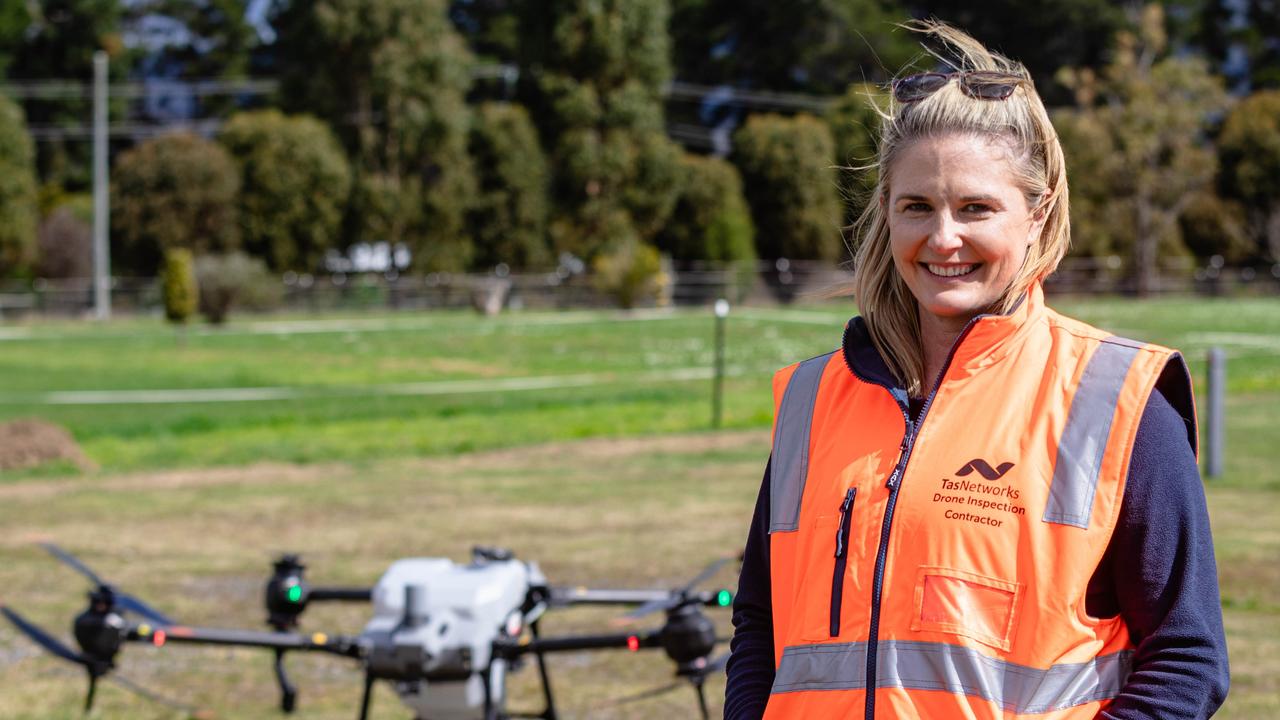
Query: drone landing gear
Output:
[[274, 648, 298, 712], [530, 620, 559, 720], [84, 674, 98, 713], [358, 672, 376, 720]]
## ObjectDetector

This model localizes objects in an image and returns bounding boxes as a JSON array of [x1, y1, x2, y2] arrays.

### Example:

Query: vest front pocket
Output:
[[911, 566, 1022, 651], [829, 487, 856, 636]]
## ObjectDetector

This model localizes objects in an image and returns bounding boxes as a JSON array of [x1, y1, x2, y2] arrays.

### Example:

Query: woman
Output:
[[724, 22, 1229, 720]]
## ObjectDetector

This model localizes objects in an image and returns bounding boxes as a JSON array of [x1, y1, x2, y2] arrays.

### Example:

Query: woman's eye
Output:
[[961, 203, 993, 214], [903, 202, 931, 213]]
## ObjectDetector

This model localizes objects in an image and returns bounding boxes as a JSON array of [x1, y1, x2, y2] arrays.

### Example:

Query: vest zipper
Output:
[[829, 486, 857, 637], [863, 317, 983, 720]]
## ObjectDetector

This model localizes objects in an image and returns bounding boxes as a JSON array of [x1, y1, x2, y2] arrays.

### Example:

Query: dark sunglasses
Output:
[[892, 71, 1024, 103]]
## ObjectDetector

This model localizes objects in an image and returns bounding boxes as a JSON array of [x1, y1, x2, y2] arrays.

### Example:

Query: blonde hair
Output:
[[849, 20, 1070, 396]]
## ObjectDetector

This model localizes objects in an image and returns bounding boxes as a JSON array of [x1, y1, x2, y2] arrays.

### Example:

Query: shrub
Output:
[[468, 103, 552, 269], [35, 206, 92, 279], [732, 113, 842, 262], [1178, 192, 1254, 262], [592, 239, 669, 309], [112, 133, 240, 275], [1219, 89, 1280, 259], [825, 83, 884, 228], [218, 110, 351, 272], [194, 251, 281, 324], [657, 153, 756, 264], [0, 92, 37, 277], [161, 248, 198, 324]]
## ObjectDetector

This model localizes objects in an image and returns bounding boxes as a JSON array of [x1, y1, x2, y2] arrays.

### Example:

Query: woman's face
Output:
[[886, 133, 1043, 330]]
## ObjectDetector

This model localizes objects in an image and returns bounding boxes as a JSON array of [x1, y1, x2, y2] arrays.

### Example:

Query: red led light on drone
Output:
[[626, 635, 640, 652], [152, 629, 167, 647]]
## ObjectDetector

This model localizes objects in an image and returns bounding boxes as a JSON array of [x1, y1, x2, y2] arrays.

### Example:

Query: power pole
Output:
[[92, 51, 110, 320]]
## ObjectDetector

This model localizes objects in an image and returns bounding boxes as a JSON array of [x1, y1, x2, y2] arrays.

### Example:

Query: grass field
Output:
[[0, 294, 1276, 718]]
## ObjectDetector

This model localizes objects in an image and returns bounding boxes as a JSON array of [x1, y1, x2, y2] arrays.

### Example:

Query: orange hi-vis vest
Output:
[[764, 284, 1196, 719]]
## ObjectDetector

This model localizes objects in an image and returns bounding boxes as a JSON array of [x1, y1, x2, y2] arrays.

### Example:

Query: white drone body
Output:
[[360, 554, 545, 720]]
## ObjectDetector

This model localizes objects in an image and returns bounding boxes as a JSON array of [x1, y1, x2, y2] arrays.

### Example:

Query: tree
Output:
[[124, 0, 256, 80], [0, 2, 32, 77], [274, 0, 477, 271], [1185, 0, 1280, 90], [519, 0, 683, 265], [1218, 90, 1280, 260], [7, 0, 130, 190], [1054, 4, 1228, 294], [467, 102, 551, 270], [670, 0, 917, 93], [732, 113, 843, 262], [656, 153, 755, 264], [218, 110, 351, 272], [111, 133, 241, 275], [0, 92, 38, 278], [914, 0, 1128, 103], [825, 82, 884, 230]]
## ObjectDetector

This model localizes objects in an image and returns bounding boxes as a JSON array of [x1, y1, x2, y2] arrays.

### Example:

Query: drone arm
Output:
[[307, 586, 372, 602], [129, 624, 363, 658], [495, 627, 663, 657], [546, 587, 674, 607]]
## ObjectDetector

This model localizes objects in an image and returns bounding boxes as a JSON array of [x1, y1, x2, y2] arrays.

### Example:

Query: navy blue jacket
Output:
[[725, 323, 1230, 719]]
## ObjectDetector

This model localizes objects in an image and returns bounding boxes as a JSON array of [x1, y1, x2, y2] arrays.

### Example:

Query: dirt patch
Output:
[[0, 419, 93, 471]]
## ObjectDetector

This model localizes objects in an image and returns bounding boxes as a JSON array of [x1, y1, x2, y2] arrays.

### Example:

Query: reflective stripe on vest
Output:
[[770, 337, 1147, 535], [1043, 337, 1144, 528], [770, 351, 836, 533], [772, 640, 1133, 715]]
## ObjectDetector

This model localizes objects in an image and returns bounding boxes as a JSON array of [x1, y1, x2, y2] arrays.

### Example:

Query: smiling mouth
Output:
[[923, 263, 980, 278]]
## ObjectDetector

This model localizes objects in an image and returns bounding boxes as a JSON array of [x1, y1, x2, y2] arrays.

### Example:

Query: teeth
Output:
[[927, 264, 976, 277]]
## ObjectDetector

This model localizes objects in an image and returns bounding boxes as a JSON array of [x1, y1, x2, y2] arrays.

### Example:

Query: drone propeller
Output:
[[1, 605, 96, 668], [4, 603, 212, 717], [619, 554, 736, 622], [40, 543, 176, 626], [597, 650, 731, 719], [111, 673, 214, 719], [2, 603, 108, 712]]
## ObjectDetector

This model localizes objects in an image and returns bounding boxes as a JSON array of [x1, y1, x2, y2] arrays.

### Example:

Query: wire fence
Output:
[[1, 257, 1277, 320]]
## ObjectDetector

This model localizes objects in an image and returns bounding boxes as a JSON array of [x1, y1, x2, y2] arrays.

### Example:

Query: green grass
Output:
[[1, 296, 1277, 475]]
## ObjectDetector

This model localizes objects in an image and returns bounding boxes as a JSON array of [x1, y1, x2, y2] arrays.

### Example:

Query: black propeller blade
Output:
[[597, 650, 731, 717], [40, 542, 176, 626], [1, 605, 93, 668], [2, 604, 108, 713], [111, 673, 213, 719], [621, 555, 735, 621]]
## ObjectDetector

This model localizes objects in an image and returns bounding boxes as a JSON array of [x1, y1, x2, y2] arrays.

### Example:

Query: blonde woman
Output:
[[725, 23, 1228, 719]]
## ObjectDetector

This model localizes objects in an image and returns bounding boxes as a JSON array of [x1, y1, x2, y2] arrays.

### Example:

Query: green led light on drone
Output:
[[716, 589, 732, 607], [287, 585, 303, 603]]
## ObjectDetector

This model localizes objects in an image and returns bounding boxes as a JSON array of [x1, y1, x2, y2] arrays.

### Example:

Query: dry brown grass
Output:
[[0, 429, 1274, 719]]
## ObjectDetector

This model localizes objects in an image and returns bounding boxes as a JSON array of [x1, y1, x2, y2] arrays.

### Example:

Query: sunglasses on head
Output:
[[892, 71, 1024, 103]]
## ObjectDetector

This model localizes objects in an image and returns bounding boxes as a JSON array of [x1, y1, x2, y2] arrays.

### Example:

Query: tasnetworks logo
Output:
[[933, 458, 1026, 527], [955, 459, 1015, 480]]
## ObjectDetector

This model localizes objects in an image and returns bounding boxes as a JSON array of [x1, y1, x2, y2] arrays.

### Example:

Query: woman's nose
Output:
[[925, 212, 965, 253]]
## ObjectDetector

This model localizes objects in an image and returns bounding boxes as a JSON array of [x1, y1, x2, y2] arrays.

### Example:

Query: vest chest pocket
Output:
[[795, 488, 857, 642], [911, 566, 1022, 652]]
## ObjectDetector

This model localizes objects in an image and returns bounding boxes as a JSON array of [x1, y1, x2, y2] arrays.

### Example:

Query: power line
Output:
[[0, 78, 280, 100], [8, 65, 841, 145]]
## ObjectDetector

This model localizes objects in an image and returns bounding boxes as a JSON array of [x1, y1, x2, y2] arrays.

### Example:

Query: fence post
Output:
[[1206, 347, 1225, 479], [712, 299, 729, 428]]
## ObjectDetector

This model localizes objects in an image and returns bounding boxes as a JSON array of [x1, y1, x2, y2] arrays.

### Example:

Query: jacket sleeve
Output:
[[1098, 385, 1231, 719], [724, 457, 775, 720]]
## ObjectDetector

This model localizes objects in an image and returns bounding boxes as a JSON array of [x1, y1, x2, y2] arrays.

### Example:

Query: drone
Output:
[[2, 542, 738, 720]]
